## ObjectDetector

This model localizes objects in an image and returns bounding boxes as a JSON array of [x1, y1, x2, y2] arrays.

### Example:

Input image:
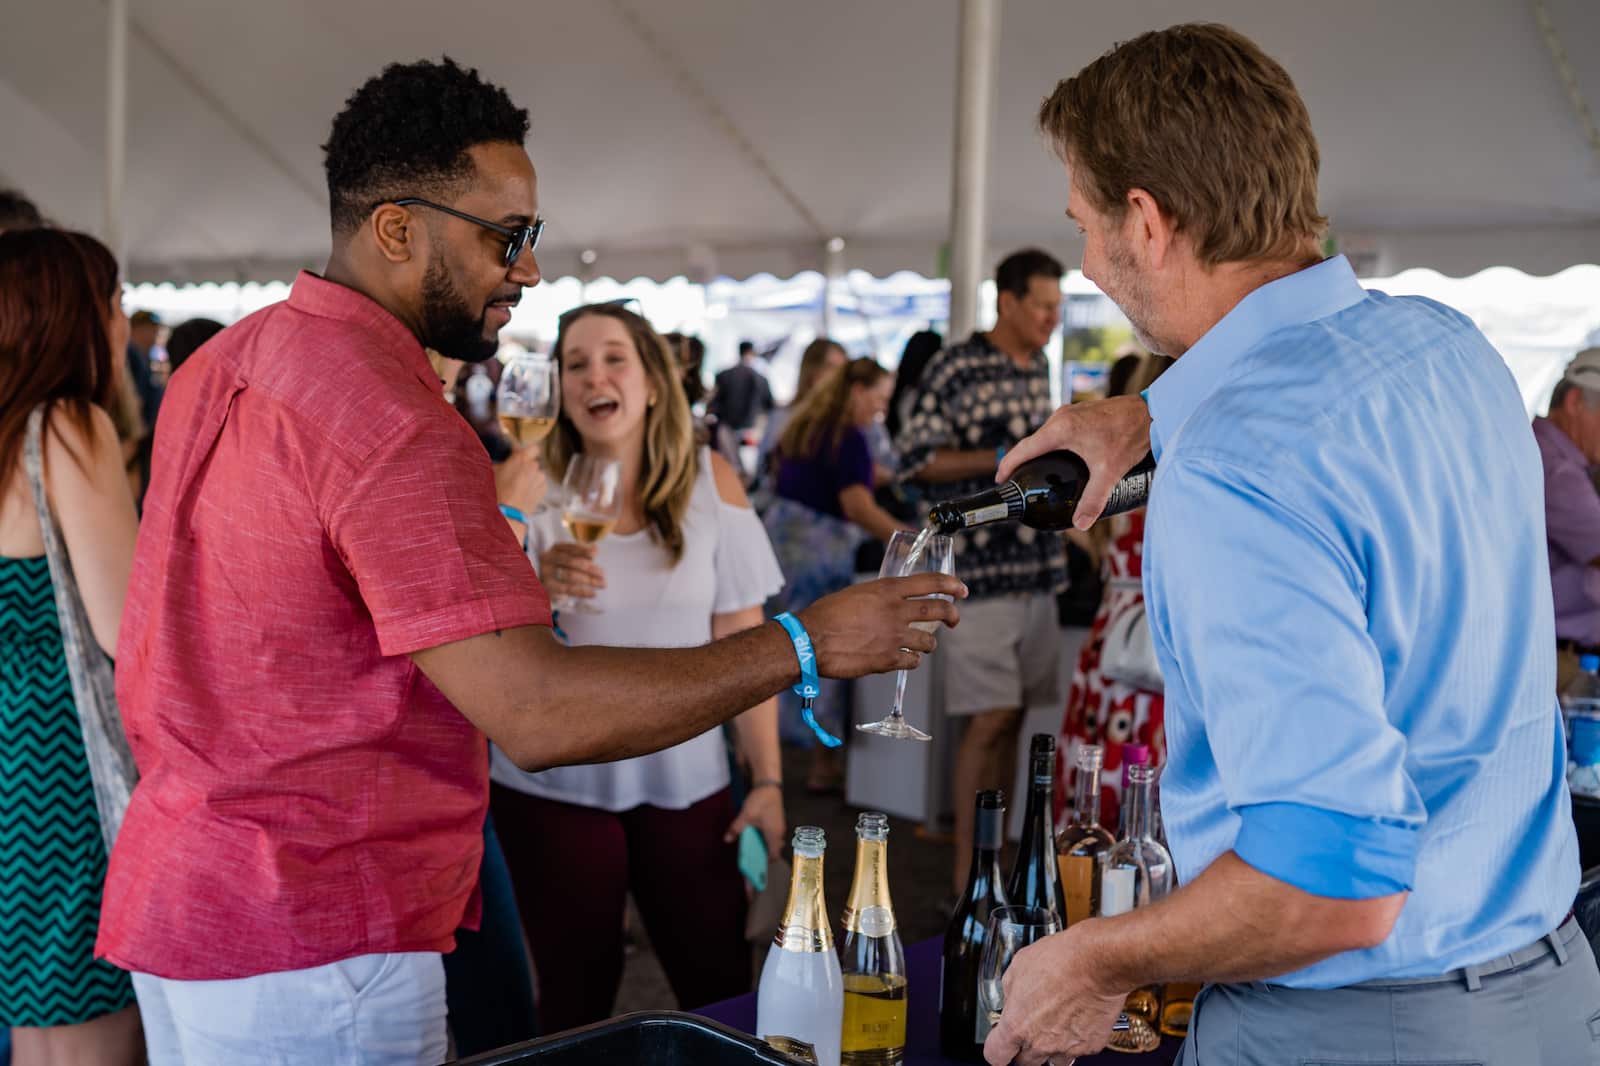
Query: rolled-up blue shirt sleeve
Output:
[[1145, 455, 1424, 899]]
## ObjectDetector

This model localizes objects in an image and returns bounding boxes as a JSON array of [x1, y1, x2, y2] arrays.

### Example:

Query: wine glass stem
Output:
[[889, 668, 910, 721]]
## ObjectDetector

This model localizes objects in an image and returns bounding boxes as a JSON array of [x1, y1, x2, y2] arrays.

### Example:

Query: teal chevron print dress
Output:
[[0, 555, 134, 1025]]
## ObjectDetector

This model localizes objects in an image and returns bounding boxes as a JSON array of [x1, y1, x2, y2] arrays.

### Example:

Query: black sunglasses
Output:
[[392, 198, 544, 267]]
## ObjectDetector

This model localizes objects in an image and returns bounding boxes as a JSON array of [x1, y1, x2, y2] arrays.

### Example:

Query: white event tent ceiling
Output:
[[2, 0, 1597, 285]]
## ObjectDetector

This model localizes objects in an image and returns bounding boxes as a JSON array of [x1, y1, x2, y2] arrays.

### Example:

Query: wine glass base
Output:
[[856, 718, 932, 742]]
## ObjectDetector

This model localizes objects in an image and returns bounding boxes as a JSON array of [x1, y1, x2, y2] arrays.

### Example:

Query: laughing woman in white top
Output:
[[489, 303, 785, 1032]]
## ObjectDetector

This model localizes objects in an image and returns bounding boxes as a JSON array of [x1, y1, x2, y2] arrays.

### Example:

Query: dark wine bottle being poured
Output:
[[928, 450, 1156, 534]]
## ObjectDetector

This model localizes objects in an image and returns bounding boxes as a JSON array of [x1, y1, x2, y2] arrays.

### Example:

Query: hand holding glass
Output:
[[856, 529, 954, 742], [552, 454, 622, 613], [497, 353, 560, 448]]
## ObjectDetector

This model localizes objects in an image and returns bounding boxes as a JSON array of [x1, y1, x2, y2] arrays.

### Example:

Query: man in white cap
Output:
[[1536, 346, 1600, 689]]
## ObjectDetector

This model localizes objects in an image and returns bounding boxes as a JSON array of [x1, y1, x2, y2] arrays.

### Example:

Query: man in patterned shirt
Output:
[[897, 248, 1067, 897]]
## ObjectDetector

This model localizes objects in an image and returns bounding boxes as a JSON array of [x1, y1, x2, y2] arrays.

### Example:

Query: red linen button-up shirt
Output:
[[97, 272, 551, 979]]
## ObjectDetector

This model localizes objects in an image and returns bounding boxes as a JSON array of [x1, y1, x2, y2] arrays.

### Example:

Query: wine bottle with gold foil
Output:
[[838, 812, 907, 1066], [758, 826, 844, 1066], [1054, 744, 1115, 926]]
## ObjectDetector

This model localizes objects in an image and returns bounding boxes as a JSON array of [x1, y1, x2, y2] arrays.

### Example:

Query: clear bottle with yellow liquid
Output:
[[838, 812, 907, 1066]]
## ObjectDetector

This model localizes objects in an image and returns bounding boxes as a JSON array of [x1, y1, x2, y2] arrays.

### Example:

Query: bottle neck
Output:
[[775, 852, 834, 952], [843, 837, 896, 936], [1017, 753, 1055, 850], [1073, 762, 1102, 828], [1121, 776, 1151, 841], [930, 481, 1025, 533], [969, 804, 1004, 891]]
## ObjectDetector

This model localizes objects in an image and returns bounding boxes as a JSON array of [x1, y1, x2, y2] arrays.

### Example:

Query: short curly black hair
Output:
[[322, 57, 530, 236]]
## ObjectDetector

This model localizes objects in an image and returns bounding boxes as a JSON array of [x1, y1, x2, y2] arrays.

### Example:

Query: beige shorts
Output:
[[941, 592, 1062, 716]]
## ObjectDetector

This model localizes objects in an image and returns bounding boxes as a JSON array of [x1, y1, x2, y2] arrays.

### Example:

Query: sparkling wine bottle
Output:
[[1102, 762, 1173, 1052], [758, 826, 844, 1066], [839, 813, 907, 1066], [928, 451, 1155, 534], [1054, 744, 1115, 926], [940, 790, 1010, 1062], [1008, 734, 1067, 924]]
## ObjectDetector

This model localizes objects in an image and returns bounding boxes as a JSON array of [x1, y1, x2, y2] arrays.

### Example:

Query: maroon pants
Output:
[[490, 783, 751, 1033]]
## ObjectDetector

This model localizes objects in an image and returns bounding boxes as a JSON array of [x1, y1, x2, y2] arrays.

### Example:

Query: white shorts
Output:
[[132, 952, 447, 1066], [941, 592, 1062, 716]]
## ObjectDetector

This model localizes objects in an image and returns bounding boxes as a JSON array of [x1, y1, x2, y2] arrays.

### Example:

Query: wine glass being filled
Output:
[[856, 528, 955, 741]]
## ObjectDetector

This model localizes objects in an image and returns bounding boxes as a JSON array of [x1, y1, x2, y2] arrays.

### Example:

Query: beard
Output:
[[1105, 238, 1166, 357], [420, 253, 499, 364]]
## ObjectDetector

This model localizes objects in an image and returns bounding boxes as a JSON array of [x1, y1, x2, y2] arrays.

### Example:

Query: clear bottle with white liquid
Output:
[[758, 826, 845, 1066]]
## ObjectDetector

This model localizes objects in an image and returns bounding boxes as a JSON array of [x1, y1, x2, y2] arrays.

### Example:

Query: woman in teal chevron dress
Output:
[[0, 229, 143, 1062]]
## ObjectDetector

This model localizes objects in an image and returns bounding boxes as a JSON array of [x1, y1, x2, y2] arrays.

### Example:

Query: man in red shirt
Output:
[[100, 58, 961, 1064]]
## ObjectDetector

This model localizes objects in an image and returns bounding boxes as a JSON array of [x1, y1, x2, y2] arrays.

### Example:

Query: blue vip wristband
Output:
[[498, 503, 532, 554], [774, 612, 842, 749]]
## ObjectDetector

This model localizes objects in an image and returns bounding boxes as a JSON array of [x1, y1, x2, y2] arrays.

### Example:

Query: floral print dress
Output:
[[1054, 511, 1166, 833]]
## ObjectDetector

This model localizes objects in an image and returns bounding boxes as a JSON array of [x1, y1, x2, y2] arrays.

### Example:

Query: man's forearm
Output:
[[414, 573, 960, 774], [1078, 852, 1405, 990], [517, 623, 797, 770]]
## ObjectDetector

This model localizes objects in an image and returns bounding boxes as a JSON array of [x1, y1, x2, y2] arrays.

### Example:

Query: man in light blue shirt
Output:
[[986, 23, 1597, 1066]]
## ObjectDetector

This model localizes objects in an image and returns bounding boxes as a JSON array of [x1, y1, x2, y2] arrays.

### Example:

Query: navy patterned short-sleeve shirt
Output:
[[895, 331, 1066, 600]]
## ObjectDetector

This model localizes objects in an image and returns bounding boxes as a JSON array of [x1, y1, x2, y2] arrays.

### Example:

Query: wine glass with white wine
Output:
[[497, 352, 560, 448], [856, 528, 954, 742], [552, 454, 623, 614]]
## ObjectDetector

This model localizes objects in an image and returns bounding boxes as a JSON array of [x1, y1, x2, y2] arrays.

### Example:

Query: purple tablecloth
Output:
[[696, 937, 1182, 1066]]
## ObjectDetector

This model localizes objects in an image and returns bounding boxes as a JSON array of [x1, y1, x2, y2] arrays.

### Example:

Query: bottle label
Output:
[[1059, 853, 1097, 926], [1105, 470, 1153, 515], [1573, 716, 1600, 765], [1101, 866, 1136, 917], [851, 904, 896, 937], [965, 501, 1010, 526], [763, 1035, 819, 1063]]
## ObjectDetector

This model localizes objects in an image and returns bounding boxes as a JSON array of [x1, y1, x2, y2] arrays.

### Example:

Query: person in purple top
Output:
[[763, 358, 908, 790], [1535, 346, 1600, 691]]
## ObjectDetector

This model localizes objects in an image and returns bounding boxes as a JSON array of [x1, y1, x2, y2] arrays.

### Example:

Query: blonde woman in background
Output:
[[756, 336, 848, 487]]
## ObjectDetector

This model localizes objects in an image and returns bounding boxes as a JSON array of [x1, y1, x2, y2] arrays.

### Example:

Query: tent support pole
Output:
[[106, 0, 128, 260], [822, 238, 845, 339], [946, 0, 999, 341]]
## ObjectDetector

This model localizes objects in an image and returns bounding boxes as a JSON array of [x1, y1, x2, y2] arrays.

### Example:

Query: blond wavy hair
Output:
[[543, 304, 698, 563], [777, 357, 888, 464]]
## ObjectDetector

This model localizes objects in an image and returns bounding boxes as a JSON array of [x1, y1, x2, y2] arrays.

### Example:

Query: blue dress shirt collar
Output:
[[1147, 255, 1366, 460]]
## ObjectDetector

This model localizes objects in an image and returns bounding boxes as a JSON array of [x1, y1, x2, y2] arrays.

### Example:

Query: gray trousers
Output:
[[1179, 917, 1600, 1065]]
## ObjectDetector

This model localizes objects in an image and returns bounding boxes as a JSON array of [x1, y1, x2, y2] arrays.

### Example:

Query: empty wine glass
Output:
[[497, 352, 560, 449], [551, 454, 622, 614], [856, 529, 954, 742], [978, 905, 1060, 1028]]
